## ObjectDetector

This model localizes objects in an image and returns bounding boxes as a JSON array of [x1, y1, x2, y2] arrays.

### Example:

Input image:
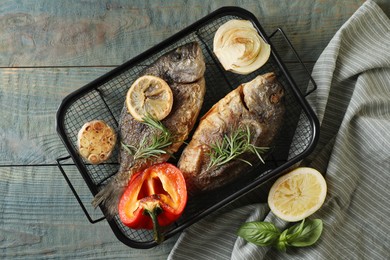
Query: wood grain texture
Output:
[[0, 166, 177, 259], [0, 0, 368, 67], [0, 67, 113, 165], [1, 0, 387, 258]]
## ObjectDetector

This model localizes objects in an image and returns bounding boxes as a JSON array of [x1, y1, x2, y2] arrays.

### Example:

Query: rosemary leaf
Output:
[[121, 115, 173, 161], [207, 125, 269, 170]]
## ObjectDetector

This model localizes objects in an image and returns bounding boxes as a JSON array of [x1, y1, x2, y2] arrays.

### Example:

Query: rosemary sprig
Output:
[[207, 125, 268, 170], [121, 115, 173, 160]]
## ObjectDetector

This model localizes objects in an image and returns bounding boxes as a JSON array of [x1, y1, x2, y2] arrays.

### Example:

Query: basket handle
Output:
[[56, 155, 106, 224], [269, 27, 317, 96]]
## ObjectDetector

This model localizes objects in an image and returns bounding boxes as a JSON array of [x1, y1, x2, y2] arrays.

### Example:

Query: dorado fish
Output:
[[92, 42, 206, 217], [178, 72, 285, 194]]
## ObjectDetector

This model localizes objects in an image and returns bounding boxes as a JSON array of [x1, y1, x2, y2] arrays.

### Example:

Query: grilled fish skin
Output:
[[92, 42, 206, 217], [178, 72, 285, 194]]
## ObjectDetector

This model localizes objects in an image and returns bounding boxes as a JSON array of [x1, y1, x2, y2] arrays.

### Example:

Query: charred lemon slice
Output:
[[77, 120, 117, 164], [126, 75, 173, 122], [268, 167, 327, 222]]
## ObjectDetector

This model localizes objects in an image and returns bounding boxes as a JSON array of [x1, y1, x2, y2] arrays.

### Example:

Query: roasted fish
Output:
[[178, 72, 285, 194], [92, 42, 206, 216]]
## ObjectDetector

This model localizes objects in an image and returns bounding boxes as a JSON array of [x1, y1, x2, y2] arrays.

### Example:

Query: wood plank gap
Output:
[[0, 164, 67, 167], [0, 65, 119, 69]]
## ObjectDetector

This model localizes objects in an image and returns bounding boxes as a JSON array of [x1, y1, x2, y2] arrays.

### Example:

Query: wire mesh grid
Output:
[[57, 8, 318, 248]]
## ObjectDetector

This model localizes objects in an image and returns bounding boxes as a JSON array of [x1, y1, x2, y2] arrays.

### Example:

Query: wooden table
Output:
[[1, 0, 388, 258]]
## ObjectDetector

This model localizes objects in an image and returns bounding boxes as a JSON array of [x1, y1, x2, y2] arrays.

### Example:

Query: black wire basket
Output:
[[56, 6, 319, 249]]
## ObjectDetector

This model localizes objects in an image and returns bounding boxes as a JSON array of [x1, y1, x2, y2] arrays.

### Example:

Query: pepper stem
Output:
[[144, 205, 164, 244]]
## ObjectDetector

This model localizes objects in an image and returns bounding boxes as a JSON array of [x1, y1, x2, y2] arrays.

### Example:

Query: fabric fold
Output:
[[169, 1, 390, 259]]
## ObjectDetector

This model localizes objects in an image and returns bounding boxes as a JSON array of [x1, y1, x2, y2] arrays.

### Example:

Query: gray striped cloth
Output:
[[168, 0, 390, 259]]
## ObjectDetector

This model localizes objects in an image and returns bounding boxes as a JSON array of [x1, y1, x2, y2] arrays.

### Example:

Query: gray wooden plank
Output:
[[0, 67, 112, 165], [0, 165, 177, 259], [0, 0, 368, 67]]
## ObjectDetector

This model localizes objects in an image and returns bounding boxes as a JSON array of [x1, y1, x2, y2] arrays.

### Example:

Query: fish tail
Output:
[[91, 172, 131, 219], [92, 159, 164, 218]]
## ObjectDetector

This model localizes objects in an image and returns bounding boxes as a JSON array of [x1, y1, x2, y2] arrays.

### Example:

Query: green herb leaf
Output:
[[237, 222, 281, 246], [121, 115, 173, 161], [285, 218, 306, 242], [207, 125, 268, 170], [275, 230, 289, 252], [288, 219, 323, 247], [238, 219, 324, 252]]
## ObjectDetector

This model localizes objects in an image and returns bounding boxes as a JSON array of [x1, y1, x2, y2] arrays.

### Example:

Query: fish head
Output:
[[264, 74, 285, 105], [243, 73, 285, 119], [163, 42, 206, 83]]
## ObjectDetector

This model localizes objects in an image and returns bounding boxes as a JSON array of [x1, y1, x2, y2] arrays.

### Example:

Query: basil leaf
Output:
[[237, 221, 281, 246], [286, 219, 306, 242], [275, 229, 289, 252], [288, 219, 323, 247]]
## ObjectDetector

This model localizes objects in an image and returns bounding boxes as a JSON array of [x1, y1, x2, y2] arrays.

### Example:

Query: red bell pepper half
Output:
[[118, 163, 187, 243]]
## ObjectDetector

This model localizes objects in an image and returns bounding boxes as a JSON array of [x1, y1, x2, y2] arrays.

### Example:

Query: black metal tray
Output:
[[56, 6, 319, 249]]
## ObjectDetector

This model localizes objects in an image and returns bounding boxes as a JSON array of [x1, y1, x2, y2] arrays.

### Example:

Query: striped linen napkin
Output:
[[168, 0, 390, 259]]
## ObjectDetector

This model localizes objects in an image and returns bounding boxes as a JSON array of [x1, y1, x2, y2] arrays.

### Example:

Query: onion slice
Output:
[[213, 19, 271, 75]]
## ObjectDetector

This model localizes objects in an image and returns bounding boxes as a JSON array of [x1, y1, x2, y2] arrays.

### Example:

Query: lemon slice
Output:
[[126, 75, 173, 122], [77, 120, 117, 164], [268, 167, 327, 222]]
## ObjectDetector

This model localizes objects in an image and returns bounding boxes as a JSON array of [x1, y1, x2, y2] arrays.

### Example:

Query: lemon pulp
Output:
[[126, 75, 173, 122], [268, 167, 327, 222]]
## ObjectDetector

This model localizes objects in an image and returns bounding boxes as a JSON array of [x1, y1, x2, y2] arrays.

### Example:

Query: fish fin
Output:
[[91, 177, 128, 219]]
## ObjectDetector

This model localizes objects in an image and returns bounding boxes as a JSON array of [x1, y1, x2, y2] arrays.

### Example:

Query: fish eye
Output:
[[270, 93, 280, 104], [173, 52, 182, 61]]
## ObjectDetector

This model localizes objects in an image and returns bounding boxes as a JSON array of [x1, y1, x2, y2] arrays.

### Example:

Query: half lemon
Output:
[[268, 167, 327, 222], [126, 75, 173, 122]]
